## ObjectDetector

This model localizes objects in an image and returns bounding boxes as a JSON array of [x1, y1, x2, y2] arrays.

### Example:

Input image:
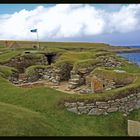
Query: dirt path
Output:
[[16, 80, 80, 94]]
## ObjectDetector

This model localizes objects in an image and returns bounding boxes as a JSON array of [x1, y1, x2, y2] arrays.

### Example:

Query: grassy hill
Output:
[[0, 77, 128, 136], [0, 41, 139, 136]]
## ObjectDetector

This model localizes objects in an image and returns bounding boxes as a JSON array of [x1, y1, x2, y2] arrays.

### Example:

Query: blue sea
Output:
[[117, 46, 140, 66]]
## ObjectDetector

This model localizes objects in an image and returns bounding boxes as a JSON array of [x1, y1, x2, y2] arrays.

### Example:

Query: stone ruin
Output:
[[3, 51, 135, 95], [64, 91, 140, 115]]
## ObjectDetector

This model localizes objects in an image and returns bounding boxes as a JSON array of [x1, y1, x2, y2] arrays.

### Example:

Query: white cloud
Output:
[[0, 4, 140, 40]]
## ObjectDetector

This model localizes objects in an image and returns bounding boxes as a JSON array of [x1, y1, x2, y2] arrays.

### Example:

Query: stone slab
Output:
[[128, 120, 140, 136]]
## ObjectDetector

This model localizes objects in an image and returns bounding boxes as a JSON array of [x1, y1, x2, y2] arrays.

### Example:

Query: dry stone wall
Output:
[[64, 92, 140, 115], [4, 55, 48, 73], [8, 72, 19, 84], [96, 56, 122, 68]]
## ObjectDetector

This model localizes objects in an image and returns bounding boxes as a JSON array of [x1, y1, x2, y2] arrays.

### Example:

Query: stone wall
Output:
[[68, 70, 85, 89], [64, 92, 140, 115], [4, 55, 48, 73], [68, 56, 122, 90], [15, 65, 71, 85], [68, 66, 98, 89], [96, 56, 122, 68], [8, 72, 19, 84]]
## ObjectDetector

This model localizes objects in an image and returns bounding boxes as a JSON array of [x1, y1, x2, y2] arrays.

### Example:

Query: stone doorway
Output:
[[45, 53, 56, 65]]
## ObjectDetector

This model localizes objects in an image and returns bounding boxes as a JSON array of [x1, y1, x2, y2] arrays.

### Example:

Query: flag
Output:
[[30, 29, 37, 33]]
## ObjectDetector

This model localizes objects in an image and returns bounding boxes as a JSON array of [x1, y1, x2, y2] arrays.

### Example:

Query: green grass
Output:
[[73, 59, 100, 71], [0, 50, 22, 63], [21, 52, 43, 59], [0, 77, 128, 136], [0, 102, 58, 136], [128, 109, 140, 122], [0, 65, 18, 78], [91, 67, 135, 81], [58, 51, 97, 64], [25, 65, 52, 77], [0, 41, 139, 136]]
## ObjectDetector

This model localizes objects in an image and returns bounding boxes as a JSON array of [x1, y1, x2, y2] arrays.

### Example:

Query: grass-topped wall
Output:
[[0, 65, 18, 78]]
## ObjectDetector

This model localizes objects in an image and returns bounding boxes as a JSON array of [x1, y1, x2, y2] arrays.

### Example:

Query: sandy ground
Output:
[[16, 80, 80, 94]]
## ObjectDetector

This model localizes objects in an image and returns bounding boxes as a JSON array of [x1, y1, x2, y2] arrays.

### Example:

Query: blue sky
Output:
[[0, 4, 140, 46], [0, 4, 55, 14], [0, 4, 125, 14]]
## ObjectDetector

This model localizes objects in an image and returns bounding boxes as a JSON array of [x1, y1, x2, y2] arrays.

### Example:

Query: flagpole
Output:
[[36, 30, 40, 49]]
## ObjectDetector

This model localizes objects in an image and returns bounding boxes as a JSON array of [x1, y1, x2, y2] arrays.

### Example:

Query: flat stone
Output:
[[43, 75, 50, 79], [88, 108, 105, 115], [127, 96, 130, 99], [118, 106, 126, 112], [67, 107, 78, 114], [128, 120, 140, 136], [108, 100, 115, 103], [105, 88, 112, 91], [137, 93, 140, 98], [68, 83, 79, 89], [107, 107, 118, 113], [91, 77, 104, 93], [85, 103, 95, 106], [74, 88, 81, 92], [78, 106, 88, 114], [110, 103, 120, 107], [77, 102, 85, 106], [130, 94, 134, 97], [68, 81, 79, 85], [86, 105, 95, 110], [71, 74, 81, 79], [96, 101, 107, 106], [128, 96, 137, 102], [64, 102, 77, 108], [96, 101, 110, 109], [123, 113, 127, 117], [115, 99, 120, 102], [69, 79, 80, 83], [65, 88, 71, 91], [128, 108, 134, 112], [119, 97, 128, 102], [79, 68, 89, 74]]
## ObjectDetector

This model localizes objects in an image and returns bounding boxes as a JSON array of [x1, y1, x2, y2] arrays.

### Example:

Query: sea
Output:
[[117, 46, 140, 66]]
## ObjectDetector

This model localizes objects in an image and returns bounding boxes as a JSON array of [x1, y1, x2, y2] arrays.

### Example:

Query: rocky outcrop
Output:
[[96, 56, 122, 68], [64, 92, 140, 115]]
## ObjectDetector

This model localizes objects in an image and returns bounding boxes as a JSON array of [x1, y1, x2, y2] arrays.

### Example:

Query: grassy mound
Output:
[[0, 102, 57, 136], [92, 67, 136, 86], [73, 59, 99, 71], [25, 65, 51, 77], [21, 52, 43, 59], [0, 50, 22, 63], [58, 51, 96, 64], [0, 77, 127, 136], [0, 65, 18, 78]]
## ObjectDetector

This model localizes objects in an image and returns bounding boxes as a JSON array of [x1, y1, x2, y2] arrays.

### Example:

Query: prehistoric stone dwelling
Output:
[[5, 51, 135, 95], [0, 42, 139, 117]]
